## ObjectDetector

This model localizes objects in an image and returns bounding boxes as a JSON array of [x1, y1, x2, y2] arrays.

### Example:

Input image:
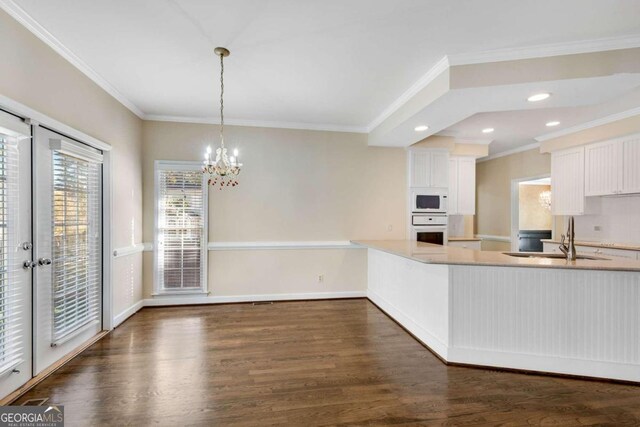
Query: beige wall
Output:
[[476, 148, 550, 250], [519, 185, 552, 230], [142, 121, 406, 298], [541, 113, 640, 153], [451, 48, 640, 89], [0, 9, 144, 316]]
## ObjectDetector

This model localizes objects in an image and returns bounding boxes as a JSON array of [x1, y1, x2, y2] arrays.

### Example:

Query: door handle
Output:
[[23, 261, 37, 270], [38, 258, 52, 266]]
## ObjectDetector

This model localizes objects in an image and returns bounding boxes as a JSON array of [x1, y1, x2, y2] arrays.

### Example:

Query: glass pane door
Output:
[[33, 127, 102, 374], [0, 119, 32, 398]]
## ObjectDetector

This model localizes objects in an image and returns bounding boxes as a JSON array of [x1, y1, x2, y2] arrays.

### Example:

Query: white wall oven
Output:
[[411, 214, 448, 245], [411, 188, 447, 213]]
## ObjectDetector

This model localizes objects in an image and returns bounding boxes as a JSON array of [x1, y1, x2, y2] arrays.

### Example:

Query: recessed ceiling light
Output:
[[546, 121, 560, 127], [482, 128, 494, 134], [527, 93, 551, 102], [414, 125, 429, 132]]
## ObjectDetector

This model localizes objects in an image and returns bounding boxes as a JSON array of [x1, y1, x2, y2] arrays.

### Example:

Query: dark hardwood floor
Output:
[[14, 299, 640, 426]]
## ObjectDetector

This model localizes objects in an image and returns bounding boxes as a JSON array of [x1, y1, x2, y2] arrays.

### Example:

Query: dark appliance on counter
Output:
[[518, 230, 552, 252]]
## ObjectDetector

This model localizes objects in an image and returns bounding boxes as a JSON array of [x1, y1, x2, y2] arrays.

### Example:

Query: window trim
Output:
[[153, 160, 208, 296]]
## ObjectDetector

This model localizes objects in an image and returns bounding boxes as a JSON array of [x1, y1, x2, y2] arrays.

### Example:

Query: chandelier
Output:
[[539, 190, 552, 210], [203, 47, 242, 189]]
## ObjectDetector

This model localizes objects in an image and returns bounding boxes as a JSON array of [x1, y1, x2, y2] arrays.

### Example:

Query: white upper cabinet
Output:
[[621, 136, 640, 194], [430, 151, 450, 188], [551, 146, 585, 215], [448, 159, 458, 213], [408, 149, 449, 188], [584, 133, 640, 196], [410, 150, 431, 187], [585, 140, 621, 196], [457, 158, 476, 215], [448, 156, 476, 215]]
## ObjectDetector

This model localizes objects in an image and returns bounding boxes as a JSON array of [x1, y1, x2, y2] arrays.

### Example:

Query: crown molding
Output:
[[0, 0, 146, 118], [366, 56, 450, 132], [476, 142, 541, 163], [448, 34, 640, 66], [535, 106, 640, 142], [144, 114, 368, 133]]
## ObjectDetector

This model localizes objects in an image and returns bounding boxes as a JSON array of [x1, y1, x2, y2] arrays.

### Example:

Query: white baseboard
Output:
[[113, 300, 144, 327], [448, 347, 640, 383], [143, 291, 367, 307]]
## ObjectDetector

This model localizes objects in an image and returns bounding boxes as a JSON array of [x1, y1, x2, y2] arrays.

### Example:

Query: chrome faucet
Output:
[[559, 216, 577, 261]]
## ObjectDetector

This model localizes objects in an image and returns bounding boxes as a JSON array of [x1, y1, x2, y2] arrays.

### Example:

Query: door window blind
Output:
[[156, 165, 206, 292], [0, 135, 23, 373], [51, 150, 102, 344]]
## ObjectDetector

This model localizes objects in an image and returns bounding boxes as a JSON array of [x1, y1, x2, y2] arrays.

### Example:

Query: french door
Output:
[[0, 112, 105, 398], [0, 111, 32, 398], [33, 127, 103, 374]]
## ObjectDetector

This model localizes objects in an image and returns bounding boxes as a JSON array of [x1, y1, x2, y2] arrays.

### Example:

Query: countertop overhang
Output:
[[352, 240, 640, 272]]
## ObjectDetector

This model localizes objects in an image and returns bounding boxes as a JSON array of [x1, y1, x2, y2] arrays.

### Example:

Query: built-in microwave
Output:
[[411, 188, 447, 213]]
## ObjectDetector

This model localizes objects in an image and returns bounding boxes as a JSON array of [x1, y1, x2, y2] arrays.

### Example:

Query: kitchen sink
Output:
[[502, 252, 610, 261]]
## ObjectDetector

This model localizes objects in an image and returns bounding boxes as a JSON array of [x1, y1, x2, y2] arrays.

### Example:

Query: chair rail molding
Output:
[[113, 243, 147, 258], [141, 241, 359, 251], [475, 234, 511, 242]]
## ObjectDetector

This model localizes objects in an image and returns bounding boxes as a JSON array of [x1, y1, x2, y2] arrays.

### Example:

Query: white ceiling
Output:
[[7, 0, 640, 133]]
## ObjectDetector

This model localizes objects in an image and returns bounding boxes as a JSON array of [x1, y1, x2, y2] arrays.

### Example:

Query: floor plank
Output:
[[14, 299, 640, 426]]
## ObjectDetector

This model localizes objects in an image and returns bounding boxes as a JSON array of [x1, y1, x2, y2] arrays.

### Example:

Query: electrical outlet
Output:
[[594, 225, 601, 231], [318, 274, 324, 283], [387, 224, 393, 232]]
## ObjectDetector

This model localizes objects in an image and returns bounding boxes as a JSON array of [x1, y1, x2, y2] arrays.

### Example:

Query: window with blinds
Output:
[[155, 163, 207, 293], [52, 150, 102, 344], [0, 135, 23, 372]]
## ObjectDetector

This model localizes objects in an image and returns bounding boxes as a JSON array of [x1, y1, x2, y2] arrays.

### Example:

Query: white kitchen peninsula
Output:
[[353, 240, 640, 382]]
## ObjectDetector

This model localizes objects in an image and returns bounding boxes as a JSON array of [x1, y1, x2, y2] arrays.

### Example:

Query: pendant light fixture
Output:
[[203, 47, 242, 189]]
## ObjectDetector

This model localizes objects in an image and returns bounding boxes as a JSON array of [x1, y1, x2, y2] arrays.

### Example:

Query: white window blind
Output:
[[155, 163, 207, 293], [51, 148, 102, 345], [0, 135, 24, 373]]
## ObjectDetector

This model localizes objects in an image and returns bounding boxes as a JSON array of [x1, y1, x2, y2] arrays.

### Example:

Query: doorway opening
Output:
[[510, 175, 553, 252]]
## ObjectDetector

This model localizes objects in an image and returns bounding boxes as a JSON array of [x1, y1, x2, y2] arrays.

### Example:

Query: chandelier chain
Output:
[[203, 47, 241, 189], [219, 52, 224, 147]]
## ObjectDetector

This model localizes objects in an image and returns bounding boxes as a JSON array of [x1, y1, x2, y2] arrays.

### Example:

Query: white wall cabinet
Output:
[[585, 140, 621, 196], [584, 134, 640, 196], [621, 136, 640, 194], [408, 149, 449, 188], [448, 156, 476, 215], [551, 146, 585, 215]]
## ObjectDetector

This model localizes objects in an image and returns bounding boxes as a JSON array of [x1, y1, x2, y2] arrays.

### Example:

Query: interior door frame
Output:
[[0, 94, 114, 335], [510, 174, 554, 252]]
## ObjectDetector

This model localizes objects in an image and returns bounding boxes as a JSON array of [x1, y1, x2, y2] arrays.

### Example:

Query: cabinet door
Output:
[[457, 158, 476, 215], [621, 136, 640, 194], [585, 140, 621, 196], [551, 147, 584, 215], [430, 151, 449, 188], [410, 151, 431, 187], [448, 158, 459, 214]]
